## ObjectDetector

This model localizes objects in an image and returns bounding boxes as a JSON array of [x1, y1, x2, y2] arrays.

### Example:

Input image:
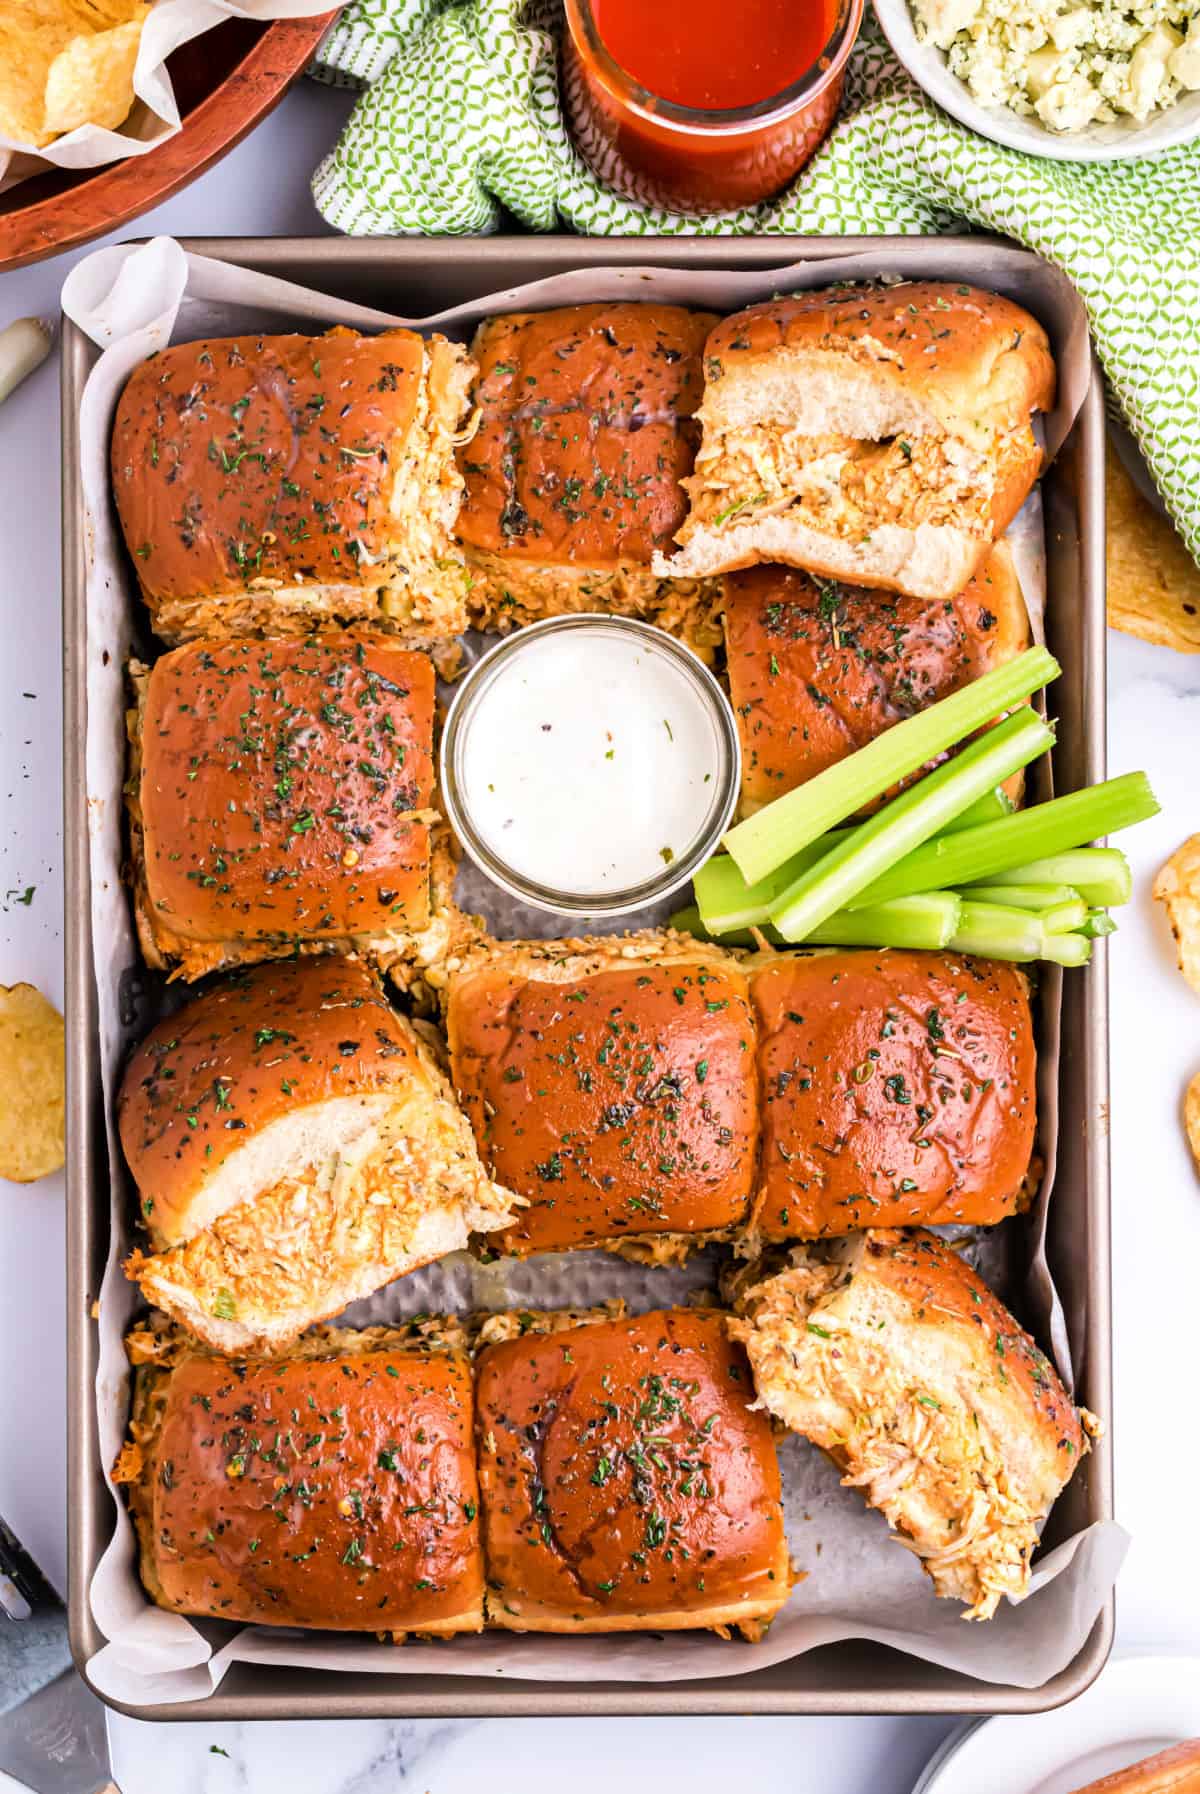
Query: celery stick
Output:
[[963, 882, 1081, 911], [1040, 931, 1093, 967], [675, 910, 762, 948], [769, 709, 1054, 943], [1039, 897, 1089, 935], [698, 799, 1013, 934], [1080, 911, 1118, 939], [850, 775, 1157, 908], [948, 901, 1047, 961], [723, 645, 1060, 884], [940, 786, 1015, 832], [675, 897, 959, 951], [695, 847, 824, 934], [981, 849, 1132, 908], [803, 893, 962, 950]]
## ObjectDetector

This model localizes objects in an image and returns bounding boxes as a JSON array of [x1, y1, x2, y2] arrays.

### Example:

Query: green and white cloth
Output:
[[311, 1, 1200, 563]]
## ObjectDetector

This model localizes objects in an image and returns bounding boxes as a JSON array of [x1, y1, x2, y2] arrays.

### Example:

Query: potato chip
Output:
[[0, 0, 149, 148], [1106, 442, 1200, 653], [0, 983, 65, 1183], [1153, 835, 1200, 996], [1185, 1071, 1200, 1177]]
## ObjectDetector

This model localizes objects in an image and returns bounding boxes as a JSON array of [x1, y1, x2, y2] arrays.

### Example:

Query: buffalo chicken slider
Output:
[[113, 1320, 484, 1635], [474, 1306, 791, 1634], [456, 303, 722, 650], [747, 948, 1038, 1240], [657, 282, 1054, 601], [730, 1229, 1099, 1620], [112, 327, 474, 644], [445, 935, 759, 1257], [128, 634, 444, 980], [119, 957, 514, 1353]]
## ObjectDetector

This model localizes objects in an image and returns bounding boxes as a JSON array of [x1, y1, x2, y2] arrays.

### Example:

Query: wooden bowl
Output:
[[0, 14, 336, 272]]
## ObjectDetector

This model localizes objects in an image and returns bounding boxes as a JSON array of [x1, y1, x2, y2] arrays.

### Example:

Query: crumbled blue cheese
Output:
[[912, 0, 1200, 127]]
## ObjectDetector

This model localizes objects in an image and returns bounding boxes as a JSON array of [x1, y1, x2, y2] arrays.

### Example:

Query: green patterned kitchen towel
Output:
[[311, 2, 1200, 563]]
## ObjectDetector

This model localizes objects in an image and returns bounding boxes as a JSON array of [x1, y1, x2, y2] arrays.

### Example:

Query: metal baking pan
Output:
[[62, 235, 1112, 1719]]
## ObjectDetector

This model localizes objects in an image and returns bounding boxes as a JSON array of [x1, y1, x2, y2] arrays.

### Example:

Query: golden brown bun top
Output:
[[112, 328, 425, 606], [137, 634, 436, 948], [138, 1343, 482, 1631], [705, 282, 1055, 434], [474, 1308, 787, 1621], [457, 303, 716, 566], [118, 957, 420, 1239], [447, 950, 758, 1252], [725, 542, 1028, 811], [749, 949, 1036, 1238], [1067, 1740, 1200, 1794]]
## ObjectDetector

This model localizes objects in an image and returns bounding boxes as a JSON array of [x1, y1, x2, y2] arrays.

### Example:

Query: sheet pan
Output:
[[62, 235, 1113, 1718]]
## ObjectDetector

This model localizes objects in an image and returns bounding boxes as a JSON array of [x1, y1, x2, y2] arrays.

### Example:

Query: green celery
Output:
[[768, 709, 1054, 943], [695, 846, 828, 934], [723, 645, 1060, 884], [803, 893, 962, 950], [948, 901, 1047, 961], [981, 848, 1132, 908], [698, 791, 1045, 936], [1080, 911, 1118, 939], [673, 897, 960, 951], [940, 786, 1016, 832], [963, 882, 1082, 910], [1039, 897, 1089, 934], [849, 775, 1157, 908], [1040, 932, 1093, 967]]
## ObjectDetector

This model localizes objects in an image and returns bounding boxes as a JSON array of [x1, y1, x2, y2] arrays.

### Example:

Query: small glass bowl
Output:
[[440, 615, 741, 919]]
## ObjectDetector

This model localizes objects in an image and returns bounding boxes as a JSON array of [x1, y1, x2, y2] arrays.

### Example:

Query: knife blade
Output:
[[0, 1517, 117, 1794], [0, 1672, 116, 1794]]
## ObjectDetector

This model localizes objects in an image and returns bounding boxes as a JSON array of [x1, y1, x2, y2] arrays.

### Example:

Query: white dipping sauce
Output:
[[456, 627, 725, 897]]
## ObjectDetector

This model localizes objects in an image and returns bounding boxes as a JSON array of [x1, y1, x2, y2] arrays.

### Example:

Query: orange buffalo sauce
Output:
[[563, 0, 862, 213], [590, 0, 834, 110]]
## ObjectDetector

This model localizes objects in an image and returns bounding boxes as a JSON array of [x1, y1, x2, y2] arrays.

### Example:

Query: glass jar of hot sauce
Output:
[[562, 0, 864, 214]]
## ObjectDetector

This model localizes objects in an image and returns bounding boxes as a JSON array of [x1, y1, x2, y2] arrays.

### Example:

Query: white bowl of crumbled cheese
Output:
[[873, 0, 1200, 159]]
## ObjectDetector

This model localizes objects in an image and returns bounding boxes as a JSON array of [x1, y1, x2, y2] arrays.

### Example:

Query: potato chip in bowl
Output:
[[0, 0, 150, 149]]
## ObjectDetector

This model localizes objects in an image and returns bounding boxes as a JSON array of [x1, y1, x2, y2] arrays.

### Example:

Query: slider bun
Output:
[[702, 282, 1055, 444], [458, 303, 722, 653], [732, 1228, 1091, 1619], [475, 1308, 791, 1634], [111, 328, 473, 644], [120, 957, 514, 1353], [117, 1326, 484, 1634], [658, 283, 1053, 598], [129, 635, 437, 977], [445, 934, 758, 1253], [725, 540, 1029, 813], [1066, 1740, 1200, 1794], [747, 949, 1037, 1238], [119, 957, 427, 1251], [660, 512, 991, 607]]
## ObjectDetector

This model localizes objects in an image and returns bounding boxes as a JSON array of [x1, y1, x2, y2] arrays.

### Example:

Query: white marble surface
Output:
[[1, 75, 1199, 1792]]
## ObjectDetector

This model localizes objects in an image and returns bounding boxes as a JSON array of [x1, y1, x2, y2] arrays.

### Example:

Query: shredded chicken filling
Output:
[[380, 339, 474, 632], [464, 550, 723, 658], [683, 422, 1035, 544], [131, 1098, 509, 1331]]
